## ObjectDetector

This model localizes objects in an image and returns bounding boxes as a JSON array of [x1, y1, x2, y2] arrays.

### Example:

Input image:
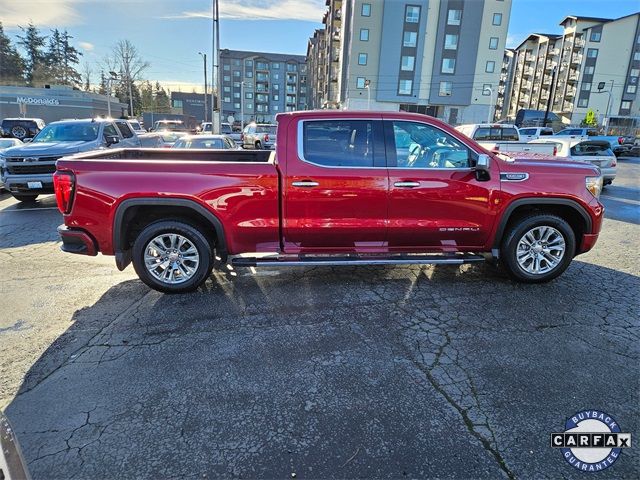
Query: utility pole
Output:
[[483, 86, 494, 123], [240, 81, 245, 130], [211, 0, 216, 132], [543, 66, 557, 128], [212, 0, 221, 134], [199, 52, 208, 123], [106, 71, 118, 117], [364, 80, 371, 110]]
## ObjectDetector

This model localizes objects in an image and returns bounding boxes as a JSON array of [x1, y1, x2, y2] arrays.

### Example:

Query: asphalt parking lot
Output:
[[1, 159, 639, 479]]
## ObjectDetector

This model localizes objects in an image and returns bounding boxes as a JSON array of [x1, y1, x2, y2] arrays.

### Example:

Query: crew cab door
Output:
[[384, 119, 500, 249], [282, 117, 388, 251]]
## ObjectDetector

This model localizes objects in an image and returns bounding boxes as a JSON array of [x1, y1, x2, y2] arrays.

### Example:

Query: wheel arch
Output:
[[113, 198, 228, 270], [493, 198, 592, 253]]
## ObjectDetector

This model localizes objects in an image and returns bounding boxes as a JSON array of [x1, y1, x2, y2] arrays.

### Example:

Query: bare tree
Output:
[[103, 39, 150, 115], [82, 61, 92, 91]]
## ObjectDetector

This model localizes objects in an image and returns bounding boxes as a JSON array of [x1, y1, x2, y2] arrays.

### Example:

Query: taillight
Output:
[[612, 157, 617, 167], [240, 133, 244, 141], [264, 134, 270, 142], [553, 146, 557, 156], [53, 170, 75, 214]]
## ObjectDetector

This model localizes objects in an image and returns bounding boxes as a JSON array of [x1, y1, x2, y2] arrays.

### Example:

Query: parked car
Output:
[[199, 122, 213, 134], [1, 118, 140, 202], [1, 117, 46, 140], [172, 135, 239, 150], [553, 128, 631, 156], [138, 133, 165, 148], [54, 110, 604, 293], [242, 123, 277, 149], [515, 109, 562, 128], [0, 138, 23, 190], [152, 120, 189, 132], [518, 127, 554, 142], [454, 123, 555, 153], [126, 119, 146, 134], [554, 127, 600, 138], [157, 131, 189, 148], [531, 138, 617, 185]]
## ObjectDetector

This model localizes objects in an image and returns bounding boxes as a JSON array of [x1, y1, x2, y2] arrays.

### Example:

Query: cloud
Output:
[[154, 80, 208, 93], [78, 41, 94, 51], [0, 0, 83, 28], [162, 0, 325, 23]]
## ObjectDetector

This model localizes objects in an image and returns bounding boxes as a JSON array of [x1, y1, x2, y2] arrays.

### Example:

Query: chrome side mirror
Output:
[[476, 154, 490, 172]]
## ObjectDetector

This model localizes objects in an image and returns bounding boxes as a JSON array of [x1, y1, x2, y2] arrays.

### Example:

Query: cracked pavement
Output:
[[0, 158, 639, 479]]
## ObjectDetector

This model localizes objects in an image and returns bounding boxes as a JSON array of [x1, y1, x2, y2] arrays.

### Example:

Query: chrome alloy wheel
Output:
[[516, 226, 566, 275], [144, 233, 200, 284]]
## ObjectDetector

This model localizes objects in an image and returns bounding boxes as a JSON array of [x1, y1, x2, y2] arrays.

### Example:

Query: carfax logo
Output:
[[551, 410, 632, 472]]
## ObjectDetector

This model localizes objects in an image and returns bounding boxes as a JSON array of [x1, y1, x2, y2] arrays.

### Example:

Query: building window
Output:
[[439, 81, 452, 96], [223, 75, 231, 82], [233, 59, 241, 66], [627, 85, 637, 94], [489, 37, 499, 50], [485, 61, 495, 73], [272, 105, 279, 111], [358, 53, 368, 65], [401, 56, 415, 71], [224, 96, 231, 103], [582, 82, 591, 91], [172, 100, 183, 108], [356, 77, 366, 89], [635, 51, 640, 61], [234, 92, 240, 98], [403, 31, 417, 47], [590, 31, 601, 42], [492, 13, 502, 26], [234, 102, 241, 109], [587, 48, 598, 58], [361, 3, 371, 16], [631, 68, 639, 78], [224, 86, 230, 92], [233, 71, 241, 78], [444, 34, 458, 50], [585, 66, 594, 75], [482, 84, 492, 95], [245, 60, 253, 67], [360, 28, 369, 41], [245, 92, 253, 99], [273, 94, 279, 101], [621, 100, 631, 110], [578, 98, 588, 108], [442, 58, 456, 74], [398, 79, 413, 95], [447, 9, 461, 25], [246, 103, 252, 109], [272, 62, 280, 69], [224, 64, 230, 71], [246, 71, 253, 78], [405, 5, 420, 23]]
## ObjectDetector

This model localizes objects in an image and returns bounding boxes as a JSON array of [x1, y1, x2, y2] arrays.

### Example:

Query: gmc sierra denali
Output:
[[54, 110, 604, 293]]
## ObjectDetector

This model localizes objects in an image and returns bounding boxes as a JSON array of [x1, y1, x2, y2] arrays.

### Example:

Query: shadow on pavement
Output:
[[4, 260, 639, 478], [0, 195, 61, 249]]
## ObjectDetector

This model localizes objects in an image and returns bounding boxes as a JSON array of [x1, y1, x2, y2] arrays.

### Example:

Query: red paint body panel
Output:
[[56, 110, 605, 264]]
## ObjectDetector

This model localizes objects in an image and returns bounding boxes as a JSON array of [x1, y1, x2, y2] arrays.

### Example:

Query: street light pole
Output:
[[212, 0, 221, 134], [364, 79, 371, 110], [198, 52, 208, 123], [483, 86, 494, 123], [106, 71, 118, 118], [240, 81, 245, 130]]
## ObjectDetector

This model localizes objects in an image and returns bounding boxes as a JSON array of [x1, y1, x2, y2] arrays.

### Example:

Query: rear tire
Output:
[[132, 220, 213, 293], [255, 141, 262, 150], [12, 193, 38, 202], [500, 214, 576, 283]]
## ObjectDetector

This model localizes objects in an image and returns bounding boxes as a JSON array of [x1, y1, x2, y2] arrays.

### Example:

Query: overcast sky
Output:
[[1, 0, 637, 92]]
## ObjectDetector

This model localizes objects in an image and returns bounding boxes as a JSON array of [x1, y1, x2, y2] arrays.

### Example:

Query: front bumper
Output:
[[4, 173, 54, 194], [58, 225, 98, 256]]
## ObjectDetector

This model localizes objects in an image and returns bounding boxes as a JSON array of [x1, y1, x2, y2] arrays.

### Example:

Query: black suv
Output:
[[0, 118, 46, 140]]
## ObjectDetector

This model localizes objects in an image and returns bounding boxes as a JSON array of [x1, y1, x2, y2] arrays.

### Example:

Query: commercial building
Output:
[[170, 92, 210, 123], [0, 85, 126, 124], [503, 13, 640, 125], [219, 49, 308, 126], [307, 0, 512, 125]]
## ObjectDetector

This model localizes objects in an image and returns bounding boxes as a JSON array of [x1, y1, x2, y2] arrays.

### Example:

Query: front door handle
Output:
[[394, 181, 421, 188], [292, 180, 319, 188]]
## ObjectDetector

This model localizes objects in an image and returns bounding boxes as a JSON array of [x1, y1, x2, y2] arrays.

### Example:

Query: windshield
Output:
[[173, 138, 226, 149], [220, 124, 232, 134], [570, 142, 613, 157], [156, 121, 185, 131], [32, 123, 100, 143], [129, 121, 142, 130]]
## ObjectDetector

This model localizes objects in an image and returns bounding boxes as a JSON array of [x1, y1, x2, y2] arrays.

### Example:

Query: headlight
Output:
[[586, 176, 603, 199]]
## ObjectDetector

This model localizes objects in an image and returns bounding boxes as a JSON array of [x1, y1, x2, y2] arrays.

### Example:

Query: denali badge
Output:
[[500, 173, 529, 181], [438, 227, 480, 232]]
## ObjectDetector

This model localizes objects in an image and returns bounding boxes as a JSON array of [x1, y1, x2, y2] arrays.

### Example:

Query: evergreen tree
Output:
[[154, 81, 171, 113], [61, 30, 82, 86], [98, 71, 107, 95], [0, 22, 26, 85], [17, 23, 47, 85], [45, 28, 63, 83], [139, 80, 155, 112]]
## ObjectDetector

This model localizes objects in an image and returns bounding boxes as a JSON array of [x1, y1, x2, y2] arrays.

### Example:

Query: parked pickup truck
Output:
[[54, 111, 605, 293], [1, 118, 140, 202], [553, 128, 632, 157]]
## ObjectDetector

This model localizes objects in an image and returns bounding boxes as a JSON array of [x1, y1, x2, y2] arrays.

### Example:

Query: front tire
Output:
[[12, 193, 38, 202], [132, 220, 213, 293], [500, 214, 576, 283]]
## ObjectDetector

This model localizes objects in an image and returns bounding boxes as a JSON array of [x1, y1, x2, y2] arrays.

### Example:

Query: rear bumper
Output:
[[57, 225, 98, 256]]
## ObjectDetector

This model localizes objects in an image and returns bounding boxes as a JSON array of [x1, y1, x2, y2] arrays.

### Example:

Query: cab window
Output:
[[302, 120, 376, 167], [389, 121, 472, 169], [103, 123, 119, 138], [115, 122, 134, 138], [520, 128, 535, 135]]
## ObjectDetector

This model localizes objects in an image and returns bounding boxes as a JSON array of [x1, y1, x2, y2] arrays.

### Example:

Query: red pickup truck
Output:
[[53, 111, 604, 293]]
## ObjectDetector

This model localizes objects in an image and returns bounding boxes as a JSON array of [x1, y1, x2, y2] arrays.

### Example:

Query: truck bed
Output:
[[61, 147, 274, 163]]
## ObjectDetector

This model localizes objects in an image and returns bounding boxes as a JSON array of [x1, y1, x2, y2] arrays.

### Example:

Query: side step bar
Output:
[[231, 254, 487, 268]]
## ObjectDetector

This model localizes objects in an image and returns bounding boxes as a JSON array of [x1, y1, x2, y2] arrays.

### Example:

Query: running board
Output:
[[231, 254, 487, 268]]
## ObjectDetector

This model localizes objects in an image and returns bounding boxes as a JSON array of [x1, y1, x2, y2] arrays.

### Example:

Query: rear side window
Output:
[[473, 127, 519, 141], [302, 120, 376, 167], [540, 129, 554, 136], [115, 122, 134, 138], [502, 128, 519, 141], [103, 124, 119, 138], [520, 129, 535, 135], [570, 142, 613, 156]]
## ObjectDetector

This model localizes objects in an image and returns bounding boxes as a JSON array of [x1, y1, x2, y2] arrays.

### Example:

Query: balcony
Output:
[[567, 73, 579, 82], [565, 87, 576, 98], [522, 67, 534, 77], [549, 48, 560, 56], [574, 38, 585, 48], [571, 54, 583, 64], [524, 54, 535, 63]]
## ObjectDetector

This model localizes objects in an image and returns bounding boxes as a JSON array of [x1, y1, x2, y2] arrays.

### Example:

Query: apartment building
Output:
[[307, 0, 512, 125], [503, 13, 640, 125], [219, 49, 308, 126], [494, 48, 515, 120]]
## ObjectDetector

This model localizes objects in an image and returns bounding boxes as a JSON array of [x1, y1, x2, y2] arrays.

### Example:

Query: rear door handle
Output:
[[292, 180, 319, 188], [394, 181, 421, 188]]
